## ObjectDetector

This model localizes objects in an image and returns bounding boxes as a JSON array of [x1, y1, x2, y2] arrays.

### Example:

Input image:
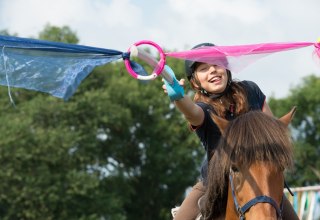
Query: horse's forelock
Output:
[[225, 111, 294, 170]]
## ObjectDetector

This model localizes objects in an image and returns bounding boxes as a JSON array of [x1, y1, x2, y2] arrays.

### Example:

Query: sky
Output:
[[0, 0, 320, 99]]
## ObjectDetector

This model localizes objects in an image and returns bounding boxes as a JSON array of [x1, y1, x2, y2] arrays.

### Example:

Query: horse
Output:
[[200, 108, 296, 220]]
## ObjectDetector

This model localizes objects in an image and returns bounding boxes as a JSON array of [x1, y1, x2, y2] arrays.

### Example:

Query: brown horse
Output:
[[200, 108, 296, 220]]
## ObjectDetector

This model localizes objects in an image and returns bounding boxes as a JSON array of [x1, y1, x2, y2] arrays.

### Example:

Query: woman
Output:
[[163, 43, 298, 220]]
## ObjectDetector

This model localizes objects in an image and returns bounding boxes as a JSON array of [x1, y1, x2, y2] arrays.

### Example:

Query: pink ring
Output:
[[124, 40, 166, 79]]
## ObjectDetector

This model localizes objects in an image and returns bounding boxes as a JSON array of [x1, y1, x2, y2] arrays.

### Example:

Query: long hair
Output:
[[201, 111, 294, 219], [190, 74, 248, 118]]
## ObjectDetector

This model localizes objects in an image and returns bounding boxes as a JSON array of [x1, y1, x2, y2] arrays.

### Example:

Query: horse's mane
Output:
[[201, 111, 294, 219]]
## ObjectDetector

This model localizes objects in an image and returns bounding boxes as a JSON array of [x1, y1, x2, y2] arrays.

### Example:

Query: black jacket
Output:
[[193, 80, 266, 183]]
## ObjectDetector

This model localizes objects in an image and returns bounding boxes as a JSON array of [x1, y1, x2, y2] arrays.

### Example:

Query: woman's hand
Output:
[[161, 65, 185, 101], [161, 66, 204, 126], [162, 78, 185, 94]]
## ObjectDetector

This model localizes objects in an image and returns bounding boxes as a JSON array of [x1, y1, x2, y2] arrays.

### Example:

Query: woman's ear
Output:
[[279, 106, 297, 127], [209, 111, 229, 135], [189, 77, 200, 90]]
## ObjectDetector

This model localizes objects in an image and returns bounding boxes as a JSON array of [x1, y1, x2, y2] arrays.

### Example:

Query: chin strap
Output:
[[200, 79, 231, 99], [200, 70, 232, 99]]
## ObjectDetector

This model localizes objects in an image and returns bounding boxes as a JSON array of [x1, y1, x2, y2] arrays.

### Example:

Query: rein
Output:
[[229, 172, 284, 220]]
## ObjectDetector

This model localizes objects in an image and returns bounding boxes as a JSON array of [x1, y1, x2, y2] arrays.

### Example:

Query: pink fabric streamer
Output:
[[166, 42, 320, 73]]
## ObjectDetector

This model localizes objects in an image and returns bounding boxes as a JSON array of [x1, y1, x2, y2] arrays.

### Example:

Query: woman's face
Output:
[[194, 63, 229, 94]]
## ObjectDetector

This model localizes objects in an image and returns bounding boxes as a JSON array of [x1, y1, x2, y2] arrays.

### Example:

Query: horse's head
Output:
[[201, 108, 296, 220]]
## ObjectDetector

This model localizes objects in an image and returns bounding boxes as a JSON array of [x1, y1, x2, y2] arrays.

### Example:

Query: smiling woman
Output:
[[162, 42, 300, 220], [164, 42, 272, 220]]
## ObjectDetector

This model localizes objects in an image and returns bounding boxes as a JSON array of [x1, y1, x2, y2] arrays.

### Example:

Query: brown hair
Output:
[[201, 111, 294, 219], [190, 75, 249, 118]]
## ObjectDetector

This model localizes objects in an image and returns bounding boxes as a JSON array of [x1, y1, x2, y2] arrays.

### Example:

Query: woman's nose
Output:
[[208, 65, 217, 72]]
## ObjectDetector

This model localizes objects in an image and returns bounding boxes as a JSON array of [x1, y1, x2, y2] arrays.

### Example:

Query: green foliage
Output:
[[38, 24, 79, 44], [0, 25, 202, 219], [0, 29, 18, 36], [269, 74, 320, 186]]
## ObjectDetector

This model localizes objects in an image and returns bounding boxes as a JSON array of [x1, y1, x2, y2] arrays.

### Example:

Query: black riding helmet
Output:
[[185, 43, 216, 80], [184, 43, 232, 99]]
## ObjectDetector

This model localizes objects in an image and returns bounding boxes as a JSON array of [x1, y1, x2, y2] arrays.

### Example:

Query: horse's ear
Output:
[[209, 111, 229, 135], [279, 106, 297, 127]]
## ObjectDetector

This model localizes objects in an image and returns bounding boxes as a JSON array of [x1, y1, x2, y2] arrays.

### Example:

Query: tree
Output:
[[0, 25, 203, 219], [38, 24, 79, 44], [269, 74, 320, 186], [0, 29, 18, 36]]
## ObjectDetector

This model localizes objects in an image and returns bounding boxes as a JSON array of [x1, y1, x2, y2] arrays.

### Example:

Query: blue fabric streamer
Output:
[[0, 35, 146, 100]]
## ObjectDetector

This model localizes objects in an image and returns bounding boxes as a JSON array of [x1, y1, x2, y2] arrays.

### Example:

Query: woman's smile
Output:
[[208, 75, 222, 84]]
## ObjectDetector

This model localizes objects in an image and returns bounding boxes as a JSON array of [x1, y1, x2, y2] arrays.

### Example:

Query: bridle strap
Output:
[[240, 195, 283, 217], [229, 173, 283, 219], [229, 174, 242, 216]]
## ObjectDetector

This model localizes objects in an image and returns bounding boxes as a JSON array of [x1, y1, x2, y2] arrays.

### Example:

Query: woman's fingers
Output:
[[179, 78, 185, 86], [162, 84, 168, 93]]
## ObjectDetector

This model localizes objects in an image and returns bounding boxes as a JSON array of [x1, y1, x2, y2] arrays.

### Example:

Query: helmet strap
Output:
[[201, 77, 232, 100]]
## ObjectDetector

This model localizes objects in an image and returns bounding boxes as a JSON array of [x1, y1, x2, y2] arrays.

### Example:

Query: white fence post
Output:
[[284, 185, 320, 220]]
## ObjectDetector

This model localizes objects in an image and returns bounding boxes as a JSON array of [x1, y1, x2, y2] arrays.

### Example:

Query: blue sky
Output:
[[1, 0, 320, 99]]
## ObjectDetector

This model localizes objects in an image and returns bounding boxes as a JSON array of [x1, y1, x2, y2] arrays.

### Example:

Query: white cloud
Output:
[[168, 0, 267, 25], [0, 0, 143, 49], [1, 0, 82, 36]]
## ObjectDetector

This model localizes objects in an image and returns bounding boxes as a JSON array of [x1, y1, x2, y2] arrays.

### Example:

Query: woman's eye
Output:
[[199, 66, 209, 71]]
